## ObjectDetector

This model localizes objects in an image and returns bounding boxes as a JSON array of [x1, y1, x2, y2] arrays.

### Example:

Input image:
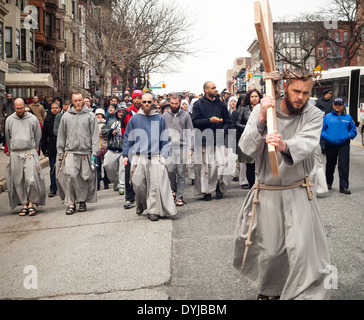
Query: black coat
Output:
[[192, 95, 232, 147], [316, 97, 333, 115], [41, 113, 58, 157]]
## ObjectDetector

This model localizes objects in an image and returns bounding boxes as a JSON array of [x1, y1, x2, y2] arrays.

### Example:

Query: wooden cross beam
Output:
[[254, 0, 279, 177]]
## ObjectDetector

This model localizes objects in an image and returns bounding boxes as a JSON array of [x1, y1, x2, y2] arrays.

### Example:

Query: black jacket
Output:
[[316, 97, 333, 115], [41, 113, 58, 157], [192, 95, 232, 146]]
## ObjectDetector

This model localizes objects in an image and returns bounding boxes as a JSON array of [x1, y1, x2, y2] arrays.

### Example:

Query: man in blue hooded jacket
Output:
[[321, 97, 357, 194]]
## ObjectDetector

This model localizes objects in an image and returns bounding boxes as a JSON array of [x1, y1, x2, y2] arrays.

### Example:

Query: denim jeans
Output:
[[49, 156, 57, 194]]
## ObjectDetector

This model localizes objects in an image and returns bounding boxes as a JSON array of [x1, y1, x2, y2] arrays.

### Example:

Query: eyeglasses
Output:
[[142, 101, 153, 104]]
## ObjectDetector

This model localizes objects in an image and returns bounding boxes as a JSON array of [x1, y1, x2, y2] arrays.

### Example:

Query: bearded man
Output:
[[123, 93, 176, 222], [56, 93, 99, 215], [233, 68, 331, 300], [192, 81, 232, 201], [5, 98, 46, 216]]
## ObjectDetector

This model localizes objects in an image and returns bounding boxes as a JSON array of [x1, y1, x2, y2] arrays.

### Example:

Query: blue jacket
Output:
[[321, 111, 357, 146], [123, 109, 169, 159]]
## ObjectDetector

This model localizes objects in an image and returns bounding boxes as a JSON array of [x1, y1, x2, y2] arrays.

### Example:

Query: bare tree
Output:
[[79, 0, 195, 106], [274, 20, 327, 70], [325, 0, 364, 66]]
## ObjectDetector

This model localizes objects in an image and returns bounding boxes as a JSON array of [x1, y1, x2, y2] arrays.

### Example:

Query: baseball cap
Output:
[[333, 98, 345, 105]]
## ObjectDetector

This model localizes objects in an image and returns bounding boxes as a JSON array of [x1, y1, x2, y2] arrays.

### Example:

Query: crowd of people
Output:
[[1, 68, 358, 300]]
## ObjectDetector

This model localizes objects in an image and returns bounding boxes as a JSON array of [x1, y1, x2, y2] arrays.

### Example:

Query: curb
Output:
[[0, 157, 49, 195]]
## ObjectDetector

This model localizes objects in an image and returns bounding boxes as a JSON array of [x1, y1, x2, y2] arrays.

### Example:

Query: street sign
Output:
[[149, 87, 162, 89], [253, 74, 263, 78]]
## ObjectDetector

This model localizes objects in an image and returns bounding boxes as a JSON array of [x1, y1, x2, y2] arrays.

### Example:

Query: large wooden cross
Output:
[[254, 0, 279, 177]]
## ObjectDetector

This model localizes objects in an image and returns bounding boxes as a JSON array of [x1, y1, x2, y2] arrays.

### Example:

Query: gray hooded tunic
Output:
[[56, 105, 99, 205], [128, 109, 177, 217], [5, 112, 46, 210], [233, 100, 331, 300]]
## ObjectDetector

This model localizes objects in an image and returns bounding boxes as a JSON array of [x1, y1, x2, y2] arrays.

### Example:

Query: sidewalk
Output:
[[0, 150, 49, 194], [0, 159, 172, 300]]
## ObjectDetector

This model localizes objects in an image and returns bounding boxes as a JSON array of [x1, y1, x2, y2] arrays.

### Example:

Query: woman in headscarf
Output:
[[227, 96, 238, 116], [181, 99, 190, 113]]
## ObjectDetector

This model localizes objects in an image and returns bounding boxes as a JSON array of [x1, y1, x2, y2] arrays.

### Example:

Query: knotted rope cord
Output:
[[241, 177, 313, 270], [263, 69, 282, 100]]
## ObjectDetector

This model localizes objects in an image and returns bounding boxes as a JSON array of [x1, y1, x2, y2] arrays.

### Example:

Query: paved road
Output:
[[0, 135, 363, 300]]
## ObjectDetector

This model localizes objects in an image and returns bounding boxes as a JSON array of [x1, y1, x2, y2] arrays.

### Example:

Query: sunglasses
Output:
[[142, 101, 153, 104]]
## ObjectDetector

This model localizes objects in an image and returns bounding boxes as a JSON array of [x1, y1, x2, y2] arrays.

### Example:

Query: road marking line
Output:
[[351, 141, 363, 148]]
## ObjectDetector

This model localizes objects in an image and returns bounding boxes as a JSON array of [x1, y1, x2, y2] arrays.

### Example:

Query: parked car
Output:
[[359, 114, 364, 146]]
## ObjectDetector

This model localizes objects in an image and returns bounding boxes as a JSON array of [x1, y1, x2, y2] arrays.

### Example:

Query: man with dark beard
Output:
[[233, 68, 331, 300], [41, 101, 61, 197]]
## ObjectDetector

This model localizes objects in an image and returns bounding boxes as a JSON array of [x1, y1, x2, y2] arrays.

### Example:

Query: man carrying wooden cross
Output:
[[233, 0, 331, 300], [233, 66, 331, 300]]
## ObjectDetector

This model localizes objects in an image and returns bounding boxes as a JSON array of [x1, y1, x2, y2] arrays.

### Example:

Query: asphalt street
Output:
[[0, 134, 363, 300]]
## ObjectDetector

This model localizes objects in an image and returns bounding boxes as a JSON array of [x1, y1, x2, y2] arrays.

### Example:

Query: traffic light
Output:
[[161, 83, 166, 89]]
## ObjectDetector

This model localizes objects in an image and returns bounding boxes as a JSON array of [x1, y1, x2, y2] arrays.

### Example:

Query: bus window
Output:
[[360, 76, 364, 113]]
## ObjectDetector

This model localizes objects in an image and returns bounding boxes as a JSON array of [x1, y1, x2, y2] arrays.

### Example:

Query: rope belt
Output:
[[10, 148, 33, 153], [242, 176, 313, 270], [255, 177, 314, 200]]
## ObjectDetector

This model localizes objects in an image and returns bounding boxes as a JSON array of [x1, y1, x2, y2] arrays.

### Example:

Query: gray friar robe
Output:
[[56, 105, 99, 205], [233, 100, 331, 300], [5, 112, 46, 210]]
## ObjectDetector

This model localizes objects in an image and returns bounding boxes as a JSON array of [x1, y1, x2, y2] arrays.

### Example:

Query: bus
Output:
[[312, 67, 364, 125]]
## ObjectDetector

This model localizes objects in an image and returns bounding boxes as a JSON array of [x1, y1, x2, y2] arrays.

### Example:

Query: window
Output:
[[344, 32, 348, 41], [46, 14, 51, 37], [62, 0, 66, 10], [16, 29, 20, 60], [5, 27, 12, 58], [334, 32, 339, 42], [327, 47, 332, 57], [72, 33, 76, 50], [318, 47, 323, 58], [56, 18, 60, 39], [290, 32, 295, 44], [30, 30, 34, 62], [21, 28, 26, 61], [72, 1, 75, 19], [0, 22, 3, 60]]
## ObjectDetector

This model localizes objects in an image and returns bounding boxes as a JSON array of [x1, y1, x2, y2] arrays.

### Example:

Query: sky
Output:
[[150, 0, 330, 95]]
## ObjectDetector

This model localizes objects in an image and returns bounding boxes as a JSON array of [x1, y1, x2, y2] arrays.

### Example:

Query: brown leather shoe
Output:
[[147, 214, 159, 221]]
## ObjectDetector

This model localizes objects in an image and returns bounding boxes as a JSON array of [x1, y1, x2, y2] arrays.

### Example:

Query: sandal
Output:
[[258, 294, 280, 300], [28, 207, 36, 216], [175, 198, 184, 206], [19, 208, 29, 216], [66, 205, 76, 215], [78, 202, 87, 212], [171, 190, 176, 200]]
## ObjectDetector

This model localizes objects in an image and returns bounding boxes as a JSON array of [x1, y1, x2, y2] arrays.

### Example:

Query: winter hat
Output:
[[132, 90, 143, 99], [95, 108, 106, 118]]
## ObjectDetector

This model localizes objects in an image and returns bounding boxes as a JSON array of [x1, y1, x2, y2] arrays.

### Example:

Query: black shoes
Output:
[[148, 214, 159, 222], [327, 184, 332, 190], [340, 188, 351, 195], [241, 184, 250, 189], [136, 204, 144, 215], [215, 185, 223, 200], [203, 194, 212, 201]]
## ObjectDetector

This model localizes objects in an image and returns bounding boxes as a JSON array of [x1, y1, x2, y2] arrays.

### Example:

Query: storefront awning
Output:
[[5, 73, 54, 88]]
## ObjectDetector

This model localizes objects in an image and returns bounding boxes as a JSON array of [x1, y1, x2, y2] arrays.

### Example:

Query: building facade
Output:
[[0, 0, 8, 114]]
